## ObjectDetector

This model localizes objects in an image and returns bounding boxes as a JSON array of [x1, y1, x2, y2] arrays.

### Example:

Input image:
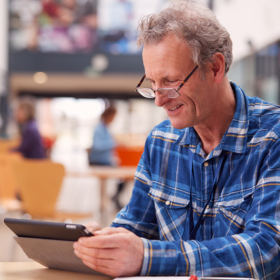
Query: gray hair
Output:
[[137, 0, 233, 75]]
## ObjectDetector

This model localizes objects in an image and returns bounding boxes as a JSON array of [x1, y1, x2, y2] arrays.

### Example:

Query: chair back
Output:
[[12, 160, 65, 218], [0, 153, 22, 200], [115, 146, 144, 166]]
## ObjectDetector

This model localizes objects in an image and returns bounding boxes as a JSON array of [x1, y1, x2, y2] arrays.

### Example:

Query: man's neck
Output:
[[194, 80, 236, 155]]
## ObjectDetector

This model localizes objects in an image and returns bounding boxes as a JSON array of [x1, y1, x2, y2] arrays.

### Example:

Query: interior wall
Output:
[[0, 0, 8, 97]]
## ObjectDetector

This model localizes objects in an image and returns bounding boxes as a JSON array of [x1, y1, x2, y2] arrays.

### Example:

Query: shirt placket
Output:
[[195, 157, 215, 241]]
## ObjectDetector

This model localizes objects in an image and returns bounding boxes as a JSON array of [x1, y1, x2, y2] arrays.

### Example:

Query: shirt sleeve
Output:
[[112, 133, 280, 278]]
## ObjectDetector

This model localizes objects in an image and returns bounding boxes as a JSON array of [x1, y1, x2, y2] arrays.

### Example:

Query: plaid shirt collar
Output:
[[175, 82, 249, 157]]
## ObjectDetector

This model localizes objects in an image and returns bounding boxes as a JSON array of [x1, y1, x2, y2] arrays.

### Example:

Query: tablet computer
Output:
[[4, 218, 93, 241]]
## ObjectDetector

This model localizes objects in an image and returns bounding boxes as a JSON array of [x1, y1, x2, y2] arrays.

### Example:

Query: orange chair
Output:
[[12, 159, 92, 221], [115, 146, 144, 166], [0, 138, 20, 154], [0, 153, 22, 211]]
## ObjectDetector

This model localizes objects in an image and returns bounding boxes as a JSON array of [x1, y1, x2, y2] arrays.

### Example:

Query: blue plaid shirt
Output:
[[112, 82, 280, 279]]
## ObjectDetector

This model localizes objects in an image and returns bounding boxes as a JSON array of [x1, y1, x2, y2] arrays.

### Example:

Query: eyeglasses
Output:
[[135, 65, 198, 99]]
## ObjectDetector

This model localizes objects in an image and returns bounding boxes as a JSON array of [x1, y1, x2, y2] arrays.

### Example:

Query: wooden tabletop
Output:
[[0, 262, 112, 280], [67, 166, 137, 180]]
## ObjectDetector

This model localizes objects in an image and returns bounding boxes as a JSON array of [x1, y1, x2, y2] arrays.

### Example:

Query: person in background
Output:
[[89, 105, 124, 210], [89, 106, 117, 166], [11, 100, 46, 159]]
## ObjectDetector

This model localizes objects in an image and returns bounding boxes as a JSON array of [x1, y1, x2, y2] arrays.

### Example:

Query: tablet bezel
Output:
[[4, 218, 93, 241]]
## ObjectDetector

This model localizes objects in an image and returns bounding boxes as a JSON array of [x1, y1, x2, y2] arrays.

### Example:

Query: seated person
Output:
[[73, 1, 280, 279], [89, 106, 116, 166], [89, 105, 125, 210], [11, 100, 45, 159]]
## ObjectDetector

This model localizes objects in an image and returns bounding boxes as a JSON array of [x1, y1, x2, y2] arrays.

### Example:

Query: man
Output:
[[74, 1, 280, 279]]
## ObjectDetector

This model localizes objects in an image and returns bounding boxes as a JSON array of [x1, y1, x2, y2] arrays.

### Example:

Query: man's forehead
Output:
[[143, 53, 193, 80], [143, 39, 192, 68]]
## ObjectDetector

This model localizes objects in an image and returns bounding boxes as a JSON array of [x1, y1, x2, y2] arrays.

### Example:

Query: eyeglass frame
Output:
[[134, 65, 199, 98]]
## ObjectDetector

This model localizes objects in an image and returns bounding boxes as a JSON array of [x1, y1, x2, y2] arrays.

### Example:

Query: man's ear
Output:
[[210, 53, 225, 83]]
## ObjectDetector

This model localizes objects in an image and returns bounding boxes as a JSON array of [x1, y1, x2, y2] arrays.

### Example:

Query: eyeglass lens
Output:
[[136, 88, 179, 99], [136, 88, 155, 98]]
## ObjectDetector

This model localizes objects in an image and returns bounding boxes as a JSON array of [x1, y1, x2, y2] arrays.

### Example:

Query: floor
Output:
[[0, 143, 134, 262]]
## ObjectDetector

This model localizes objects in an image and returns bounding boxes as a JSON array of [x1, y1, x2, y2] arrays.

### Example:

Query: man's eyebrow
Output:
[[145, 77, 154, 82], [146, 76, 180, 83], [145, 76, 174, 81], [145, 76, 154, 82]]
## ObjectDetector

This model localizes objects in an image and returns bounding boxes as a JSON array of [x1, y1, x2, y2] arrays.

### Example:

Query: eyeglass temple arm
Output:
[[135, 74, 146, 89], [177, 66, 199, 92]]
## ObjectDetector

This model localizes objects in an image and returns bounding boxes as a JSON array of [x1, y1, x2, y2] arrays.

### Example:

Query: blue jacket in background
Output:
[[89, 122, 116, 166]]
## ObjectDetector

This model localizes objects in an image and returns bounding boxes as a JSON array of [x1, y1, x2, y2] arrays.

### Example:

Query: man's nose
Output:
[[154, 90, 168, 107]]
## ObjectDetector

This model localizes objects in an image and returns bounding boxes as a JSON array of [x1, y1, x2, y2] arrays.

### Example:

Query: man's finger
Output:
[[74, 249, 96, 264], [94, 226, 129, 236], [74, 243, 117, 259], [78, 233, 129, 248], [74, 249, 115, 267], [74, 250, 121, 277]]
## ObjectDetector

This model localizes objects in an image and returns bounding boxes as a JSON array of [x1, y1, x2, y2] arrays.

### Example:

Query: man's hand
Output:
[[73, 227, 144, 277]]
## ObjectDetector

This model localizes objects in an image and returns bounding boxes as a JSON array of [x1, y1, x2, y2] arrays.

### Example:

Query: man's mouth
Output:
[[168, 104, 183, 111]]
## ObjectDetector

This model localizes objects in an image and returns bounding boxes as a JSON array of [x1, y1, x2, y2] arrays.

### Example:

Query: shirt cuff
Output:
[[140, 238, 150, 276], [140, 238, 179, 276]]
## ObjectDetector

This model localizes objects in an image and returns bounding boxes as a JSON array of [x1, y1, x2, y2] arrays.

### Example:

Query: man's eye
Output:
[[167, 80, 179, 84]]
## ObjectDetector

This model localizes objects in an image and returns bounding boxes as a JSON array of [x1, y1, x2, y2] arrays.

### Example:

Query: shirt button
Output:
[[165, 201, 171, 206], [204, 162, 209, 167]]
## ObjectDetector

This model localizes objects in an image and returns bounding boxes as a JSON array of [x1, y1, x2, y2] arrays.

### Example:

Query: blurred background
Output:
[[0, 0, 280, 262]]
